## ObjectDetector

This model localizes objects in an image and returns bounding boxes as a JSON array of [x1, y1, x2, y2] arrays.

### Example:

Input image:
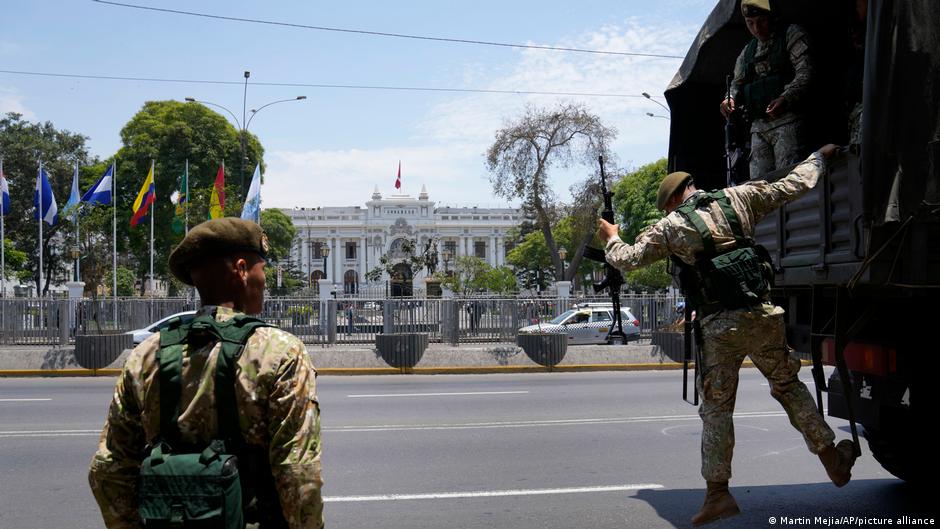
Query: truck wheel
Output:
[[863, 426, 923, 484]]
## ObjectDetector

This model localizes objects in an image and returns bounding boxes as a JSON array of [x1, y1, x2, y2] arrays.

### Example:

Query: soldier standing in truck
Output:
[[720, 0, 814, 180]]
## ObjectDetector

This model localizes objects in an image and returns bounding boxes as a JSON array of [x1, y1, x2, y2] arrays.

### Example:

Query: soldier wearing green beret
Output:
[[89, 217, 324, 529], [598, 145, 857, 526], [721, 0, 814, 180]]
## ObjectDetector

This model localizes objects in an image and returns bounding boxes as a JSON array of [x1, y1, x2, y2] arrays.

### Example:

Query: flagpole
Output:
[[1, 157, 5, 299], [74, 163, 81, 282], [184, 158, 189, 234], [112, 159, 118, 325], [38, 162, 44, 298], [149, 160, 155, 298]]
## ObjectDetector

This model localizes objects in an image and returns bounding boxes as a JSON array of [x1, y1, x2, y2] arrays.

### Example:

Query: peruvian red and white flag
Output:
[[394, 160, 401, 190]]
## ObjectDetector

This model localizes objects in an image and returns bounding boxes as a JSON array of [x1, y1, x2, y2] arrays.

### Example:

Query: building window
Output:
[[312, 242, 324, 259], [346, 241, 357, 260], [474, 241, 486, 259], [444, 241, 457, 259]]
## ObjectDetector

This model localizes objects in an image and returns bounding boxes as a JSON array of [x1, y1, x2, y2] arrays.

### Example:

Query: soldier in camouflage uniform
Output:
[[720, 0, 813, 180], [89, 218, 324, 529], [598, 145, 857, 526]]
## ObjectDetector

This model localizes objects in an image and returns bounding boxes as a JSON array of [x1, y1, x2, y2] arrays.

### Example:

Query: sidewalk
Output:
[[0, 340, 687, 376]]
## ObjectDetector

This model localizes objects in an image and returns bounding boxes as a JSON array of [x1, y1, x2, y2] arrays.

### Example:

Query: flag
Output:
[[240, 163, 261, 223], [0, 160, 9, 216], [81, 164, 113, 206], [63, 164, 81, 221], [394, 160, 401, 190], [130, 162, 155, 227], [33, 166, 58, 226], [171, 168, 188, 234], [208, 164, 225, 219]]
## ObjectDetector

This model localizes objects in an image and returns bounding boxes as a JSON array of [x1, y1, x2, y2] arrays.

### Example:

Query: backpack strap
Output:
[[710, 190, 752, 249], [155, 312, 273, 449], [676, 194, 717, 257]]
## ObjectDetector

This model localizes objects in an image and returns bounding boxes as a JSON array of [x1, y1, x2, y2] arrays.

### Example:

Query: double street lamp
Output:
[[185, 71, 306, 195]]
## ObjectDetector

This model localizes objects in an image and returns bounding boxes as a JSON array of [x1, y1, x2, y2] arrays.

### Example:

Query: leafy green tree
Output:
[[260, 209, 296, 262], [505, 215, 603, 290], [611, 158, 672, 291], [105, 266, 136, 297], [486, 103, 615, 280], [0, 112, 96, 294], [438, 256, 490, 296], [114, 100, 264, 291], [482, 266, 518, 295], [1, 237, 28, 279]]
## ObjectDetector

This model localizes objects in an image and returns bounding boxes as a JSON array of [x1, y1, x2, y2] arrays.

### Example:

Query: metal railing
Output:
[[0, 294, 682, 346]]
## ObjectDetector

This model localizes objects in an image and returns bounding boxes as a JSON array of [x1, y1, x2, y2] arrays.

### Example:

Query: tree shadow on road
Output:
[[632, 479, 937, 528]]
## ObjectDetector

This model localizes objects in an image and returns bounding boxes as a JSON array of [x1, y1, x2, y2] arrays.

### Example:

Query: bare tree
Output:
[[486, 103, 616, 280]]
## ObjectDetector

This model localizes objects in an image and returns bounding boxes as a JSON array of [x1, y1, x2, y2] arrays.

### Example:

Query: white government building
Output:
[[282, 185, 522, 294]]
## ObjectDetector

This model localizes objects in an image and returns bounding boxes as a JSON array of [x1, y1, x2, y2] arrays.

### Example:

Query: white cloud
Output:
[[0, 87, 35, 119], [264, 17, 697, 209]]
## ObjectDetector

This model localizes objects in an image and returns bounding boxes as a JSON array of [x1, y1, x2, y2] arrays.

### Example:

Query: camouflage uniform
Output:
[[88, 305, 323, 529], [730, 25, 813, 179], [605, 151, 835, 482]]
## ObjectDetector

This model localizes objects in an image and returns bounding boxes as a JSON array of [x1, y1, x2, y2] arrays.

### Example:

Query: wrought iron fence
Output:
[[0, 294, 682, 346]]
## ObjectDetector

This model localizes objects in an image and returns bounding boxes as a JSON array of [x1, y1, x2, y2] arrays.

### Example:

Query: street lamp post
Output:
[[642, 92, 671, 115], [558, 246, 567, 280], [185, 74, 306, 195], [322, 245, 330, 281], [70, 247, 81, 282], [443, 248, 453, 276], [646, 112, 670, 120]]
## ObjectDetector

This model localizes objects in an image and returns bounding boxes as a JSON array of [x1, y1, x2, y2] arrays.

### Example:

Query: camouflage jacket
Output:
[[88, 306, 323, 529], [730, 24, 814, 132], [605, 151, 827, 270]]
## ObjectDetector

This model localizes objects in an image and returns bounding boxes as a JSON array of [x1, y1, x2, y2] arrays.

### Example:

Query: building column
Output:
[[457, 235, 464, 258], [497, 236, 505, 266], [301, 235, 309, 278], [358, 236, 366, 287], [489, 235, 497, 266], [333, 237, 341, 284]]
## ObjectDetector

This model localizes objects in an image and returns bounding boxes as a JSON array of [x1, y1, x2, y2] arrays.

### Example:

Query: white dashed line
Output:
[[324, 484, 663, 502]]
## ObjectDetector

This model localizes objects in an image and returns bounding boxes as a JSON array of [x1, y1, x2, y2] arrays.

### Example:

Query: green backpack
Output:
[[674, 190, 775, 315], [139, 312, 271, 529]]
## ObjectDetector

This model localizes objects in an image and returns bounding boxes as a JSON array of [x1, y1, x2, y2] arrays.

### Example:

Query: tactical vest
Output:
[[741, 25, 794, 120], [671, 191, 775, 316], [139, 312, 289, 529]]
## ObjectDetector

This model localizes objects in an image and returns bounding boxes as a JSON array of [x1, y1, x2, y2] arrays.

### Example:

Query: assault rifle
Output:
[[724, 75, 748, 186], [582, 156, 628, 345]]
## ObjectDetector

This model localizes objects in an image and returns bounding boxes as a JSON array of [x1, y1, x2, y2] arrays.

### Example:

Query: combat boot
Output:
[[691, 481, 740, 527], [819, 439, 858, 487]]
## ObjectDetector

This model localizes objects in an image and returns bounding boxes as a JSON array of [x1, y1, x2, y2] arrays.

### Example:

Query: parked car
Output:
[[128, 311, 197, 345], [518, 303, 640, 345]]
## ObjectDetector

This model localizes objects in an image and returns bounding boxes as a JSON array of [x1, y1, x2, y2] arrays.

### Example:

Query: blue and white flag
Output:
[[33, 166, 58, 226], [240, 163, 261, 223], [81, 163, 113, 206], [0, 159, 10, 216], [63, 164, 81, 221]]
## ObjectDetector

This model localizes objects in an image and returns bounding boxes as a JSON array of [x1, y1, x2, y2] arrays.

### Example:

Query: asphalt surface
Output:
[[0, 369, 935, 529]]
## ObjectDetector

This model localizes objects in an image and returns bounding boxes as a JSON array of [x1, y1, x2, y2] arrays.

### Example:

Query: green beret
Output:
[[657, 171, 693, 211], [169, 218, 269, 285], [741, 0, 771, 16]]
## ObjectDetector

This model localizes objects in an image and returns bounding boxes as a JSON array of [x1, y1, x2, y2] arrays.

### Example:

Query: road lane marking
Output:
[[0, 409, 823, 439], [325, 410, 795, 432], [0, 429, 100, 438], [347, 391, 530, 398], [0, 398, 52, 402], [324, 483, 663, 502]]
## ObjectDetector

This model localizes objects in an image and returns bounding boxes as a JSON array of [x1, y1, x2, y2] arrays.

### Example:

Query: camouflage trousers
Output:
[[749, 119, 804, 180], [697, 304, 835, 482]]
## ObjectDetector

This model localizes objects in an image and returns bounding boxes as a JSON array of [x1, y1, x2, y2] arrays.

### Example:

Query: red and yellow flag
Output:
[[208, 164, 225, 219], [130, 161, 155, 227]]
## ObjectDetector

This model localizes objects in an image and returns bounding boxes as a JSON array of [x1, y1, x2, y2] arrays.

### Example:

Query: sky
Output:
[[0, 0, 716, 209]]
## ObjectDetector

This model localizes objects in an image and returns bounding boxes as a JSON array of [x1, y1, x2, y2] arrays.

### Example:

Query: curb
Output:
[[0, 360, 809, 377]]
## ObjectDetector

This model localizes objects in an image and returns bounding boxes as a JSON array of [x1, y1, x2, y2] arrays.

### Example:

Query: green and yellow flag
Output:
[[209, 163, 225, 219]]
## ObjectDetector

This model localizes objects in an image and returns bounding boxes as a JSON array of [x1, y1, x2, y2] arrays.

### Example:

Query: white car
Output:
[[518, 303, 641, 345], [128, 311, 198, 345]]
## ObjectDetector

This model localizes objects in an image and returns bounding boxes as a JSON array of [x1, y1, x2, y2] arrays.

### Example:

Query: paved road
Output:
[[0, 369, 934, 529]]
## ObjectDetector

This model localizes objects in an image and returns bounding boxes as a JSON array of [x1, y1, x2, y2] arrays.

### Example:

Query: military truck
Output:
[[664, 0, 939, 482]]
